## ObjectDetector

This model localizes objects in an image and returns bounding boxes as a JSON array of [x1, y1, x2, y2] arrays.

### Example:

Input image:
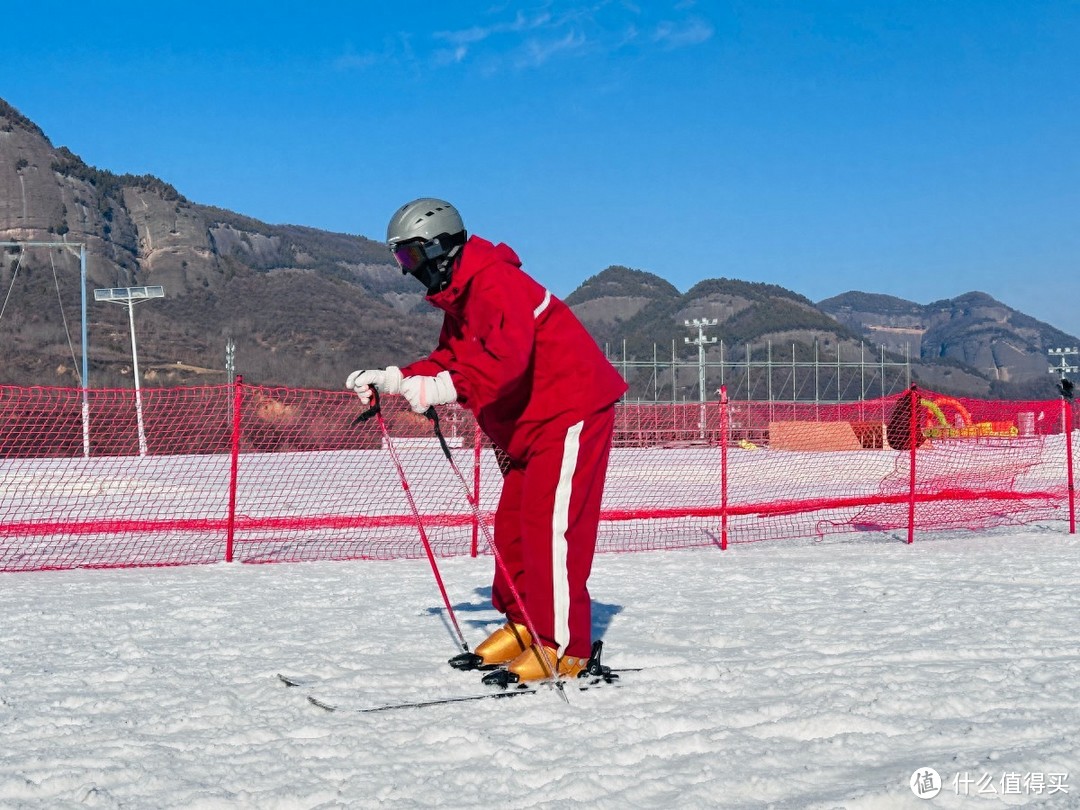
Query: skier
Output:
[[347, 198, 627, 683]]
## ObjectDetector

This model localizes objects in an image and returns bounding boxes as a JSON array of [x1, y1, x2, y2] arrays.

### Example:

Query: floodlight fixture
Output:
[[1048, 347, 1079, 379]]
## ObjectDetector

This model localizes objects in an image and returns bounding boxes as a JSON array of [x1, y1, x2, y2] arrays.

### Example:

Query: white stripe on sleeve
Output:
[[534, 289, 552, 319]]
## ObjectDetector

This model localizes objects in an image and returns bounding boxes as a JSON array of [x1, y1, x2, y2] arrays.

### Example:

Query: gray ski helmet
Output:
[[386, 198, 465, 248]]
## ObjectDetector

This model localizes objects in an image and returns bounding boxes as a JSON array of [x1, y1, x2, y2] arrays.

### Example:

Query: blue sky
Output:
[[4, 1, 1079, 336]]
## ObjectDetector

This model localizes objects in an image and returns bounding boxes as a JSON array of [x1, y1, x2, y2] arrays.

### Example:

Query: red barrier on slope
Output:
[[0, 382, 1075, 572]]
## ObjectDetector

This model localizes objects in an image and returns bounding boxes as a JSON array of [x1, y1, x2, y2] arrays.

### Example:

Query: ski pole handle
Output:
[[425, 406, 454, 460], [353, 386, 382, 425]]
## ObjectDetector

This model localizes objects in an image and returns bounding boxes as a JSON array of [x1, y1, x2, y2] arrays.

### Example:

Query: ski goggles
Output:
[[390, 239, 437, 272]]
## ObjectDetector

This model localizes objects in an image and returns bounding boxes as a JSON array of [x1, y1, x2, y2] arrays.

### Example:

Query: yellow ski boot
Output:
[[471, 622, 531, 666], [502, 645, 589, 683], [449, 622, 532, 671]]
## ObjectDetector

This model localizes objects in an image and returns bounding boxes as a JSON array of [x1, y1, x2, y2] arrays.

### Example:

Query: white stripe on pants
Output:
[[550, 420, 583, 657]]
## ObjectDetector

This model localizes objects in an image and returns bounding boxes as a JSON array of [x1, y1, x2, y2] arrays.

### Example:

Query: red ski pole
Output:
[[423, 407, 564, 693], [354, 389, 471, 657]]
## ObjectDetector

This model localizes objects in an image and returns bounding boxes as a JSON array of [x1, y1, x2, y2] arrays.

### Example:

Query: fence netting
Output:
[[0, 382, 1074, 572]]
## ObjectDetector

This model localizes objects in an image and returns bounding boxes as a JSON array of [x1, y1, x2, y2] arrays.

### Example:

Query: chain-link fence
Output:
[[606, 340, 912, 404]]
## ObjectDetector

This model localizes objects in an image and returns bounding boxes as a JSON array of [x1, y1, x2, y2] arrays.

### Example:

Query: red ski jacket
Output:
[[401, 236, 627, 460]]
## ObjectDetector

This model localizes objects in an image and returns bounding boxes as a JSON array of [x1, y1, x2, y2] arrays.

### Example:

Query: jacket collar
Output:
[[425, 236, 521, 314]]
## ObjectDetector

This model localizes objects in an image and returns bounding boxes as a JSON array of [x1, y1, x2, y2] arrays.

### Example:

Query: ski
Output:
[[277, 673, 310, 688], [280, 641, 639, 713], [306, 674, 624, 714]]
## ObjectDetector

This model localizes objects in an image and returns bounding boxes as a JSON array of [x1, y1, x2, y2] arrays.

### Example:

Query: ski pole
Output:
[[424, 407, 565, 694], [355, 389, 471, 657]]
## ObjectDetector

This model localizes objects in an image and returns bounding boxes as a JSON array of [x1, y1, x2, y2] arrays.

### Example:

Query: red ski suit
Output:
[[402, 236, 627, 658]]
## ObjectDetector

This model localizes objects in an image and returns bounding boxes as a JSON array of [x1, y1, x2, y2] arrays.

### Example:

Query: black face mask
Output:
[[409, 260, 450, 295], [391, 233, 464, 295]]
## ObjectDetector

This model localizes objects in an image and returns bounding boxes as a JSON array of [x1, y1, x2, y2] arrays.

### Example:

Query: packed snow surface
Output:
[[2, 528, 1078, 808]]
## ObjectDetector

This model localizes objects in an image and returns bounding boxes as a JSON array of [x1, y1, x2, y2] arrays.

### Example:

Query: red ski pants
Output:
[[490, 405, 615, 660]]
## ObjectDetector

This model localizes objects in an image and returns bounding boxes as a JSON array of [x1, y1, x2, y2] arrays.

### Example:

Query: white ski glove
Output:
[[345, 366, 403, 406], [400, 371, 458, 414]]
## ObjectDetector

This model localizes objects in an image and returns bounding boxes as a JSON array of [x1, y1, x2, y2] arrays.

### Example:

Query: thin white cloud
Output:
[[431, 10, 556, 65], [435, 10, 553, 49], [440, 26, 496, 47], [614, 22, 640, 47], [432, 45, 470, 66], [339, 3, 713, 74], [652, 18, 714, 49], [515, 29, 589, 68]]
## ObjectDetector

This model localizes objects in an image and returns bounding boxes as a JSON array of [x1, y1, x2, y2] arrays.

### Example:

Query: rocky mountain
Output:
[[0, 97, 441, 389], [568, 267, 873, 399], [568, 267, 859, 355], [819, 290, 1077, 398], [568, 266, 1074, 400], [2, 97, 1075, 399]]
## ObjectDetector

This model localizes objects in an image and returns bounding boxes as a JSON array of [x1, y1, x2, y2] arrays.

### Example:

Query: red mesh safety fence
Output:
[[0, 381, 1075, 573], [714, 388, 1070, 547]]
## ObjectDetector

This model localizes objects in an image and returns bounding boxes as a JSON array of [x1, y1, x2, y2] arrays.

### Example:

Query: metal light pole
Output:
[[685, 318, 718, 439], [94, 285, 165, 456], [225, 338, 236, 384], [1, 240, 90, 455], [225, 338, 237, 428], [1049, 347, 1079, 433]]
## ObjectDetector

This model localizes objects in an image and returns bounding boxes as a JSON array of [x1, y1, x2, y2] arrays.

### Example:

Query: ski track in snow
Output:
[[1, 529, 1078, 808]]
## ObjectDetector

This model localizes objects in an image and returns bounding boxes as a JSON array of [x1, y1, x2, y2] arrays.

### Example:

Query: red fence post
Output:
[[719, 385, 729, 550], [471, 423, 481, 557], [1065, 397, 1076, 535], [907, 384, 918, 545], [225, 376, 243, 563]]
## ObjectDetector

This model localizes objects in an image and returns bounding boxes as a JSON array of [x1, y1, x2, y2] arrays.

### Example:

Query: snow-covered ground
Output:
[[1, 527, 1078, 808]]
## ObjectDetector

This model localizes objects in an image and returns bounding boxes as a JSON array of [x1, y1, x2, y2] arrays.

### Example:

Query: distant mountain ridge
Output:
[[568, 266, 1075, 399], [820, 289, 1077, 397], [568, 268, 860, 358], [1, 97, 1075, 399]]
